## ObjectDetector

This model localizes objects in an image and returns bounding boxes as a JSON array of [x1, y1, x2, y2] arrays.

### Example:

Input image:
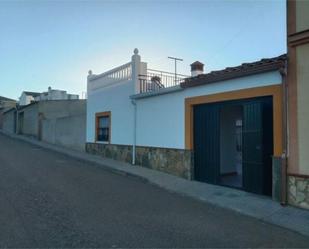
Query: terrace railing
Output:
[[88, 62, 132, 91], [87, 49, 189, 94], [139, 69, 188, 93]]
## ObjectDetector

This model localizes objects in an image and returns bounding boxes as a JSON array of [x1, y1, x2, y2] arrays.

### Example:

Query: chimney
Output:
[[190, 61, 204, 77]]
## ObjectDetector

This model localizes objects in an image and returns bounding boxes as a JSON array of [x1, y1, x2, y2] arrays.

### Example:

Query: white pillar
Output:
[[131, 48, 141, 94]]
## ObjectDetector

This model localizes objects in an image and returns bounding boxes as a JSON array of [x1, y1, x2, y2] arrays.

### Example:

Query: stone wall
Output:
[[288, 175, 309, 209], [272, 156, 283, 202], [85, 143, 193, 179], [135, 146, 192, 179], [86, 143, 132, 163]]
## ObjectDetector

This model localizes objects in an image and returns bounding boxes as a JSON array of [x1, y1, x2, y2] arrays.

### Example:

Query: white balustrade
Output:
[[88, 62, 132, 91]]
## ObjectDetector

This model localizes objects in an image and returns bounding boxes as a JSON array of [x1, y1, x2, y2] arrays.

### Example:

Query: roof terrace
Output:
[[87, 49, 189, 94]]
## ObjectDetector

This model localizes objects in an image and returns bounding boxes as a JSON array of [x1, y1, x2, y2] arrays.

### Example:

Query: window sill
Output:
[[95, 141, 110, 145]]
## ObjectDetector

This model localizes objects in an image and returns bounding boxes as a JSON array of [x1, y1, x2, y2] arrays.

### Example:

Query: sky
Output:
[[0, 0, 286, 100]]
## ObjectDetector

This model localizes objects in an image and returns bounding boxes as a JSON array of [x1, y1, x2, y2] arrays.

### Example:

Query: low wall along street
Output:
[[1, 100, 86, 151], [85, 143, 193, 179], [2, 110, 16, 134], [42, 114, 86, 151]]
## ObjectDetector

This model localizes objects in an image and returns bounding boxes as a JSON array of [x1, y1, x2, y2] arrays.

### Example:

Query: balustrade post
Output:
[[131, 48, 141, 94]]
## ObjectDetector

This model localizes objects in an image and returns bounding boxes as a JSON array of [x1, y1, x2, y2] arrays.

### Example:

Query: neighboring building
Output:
[[19, 87, 79, 106], [34, 87, 79, 102], [2, 108, 17, 134], [2, 100, 86, 151], [86, 49, 286, 202], [0, 96, 16, 110], [287, 0, 309, 209], [0, 96, 16, 129], [19, 91, 40, 106]]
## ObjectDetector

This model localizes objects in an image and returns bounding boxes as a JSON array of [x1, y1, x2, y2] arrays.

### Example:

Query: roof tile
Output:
[[181, 54, 286, 88]]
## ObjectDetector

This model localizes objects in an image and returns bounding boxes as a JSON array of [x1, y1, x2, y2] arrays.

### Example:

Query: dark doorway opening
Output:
[[193, 96, 273, 196], [18, 112, 24, 135], [219, 105, 243, 189]]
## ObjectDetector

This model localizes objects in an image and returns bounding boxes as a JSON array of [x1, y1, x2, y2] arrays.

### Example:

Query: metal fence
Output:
[[139, 69, 188, 93]]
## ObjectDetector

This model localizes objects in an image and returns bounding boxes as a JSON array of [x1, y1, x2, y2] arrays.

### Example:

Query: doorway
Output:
[[18, 112, 24, 134], [219, 105, 243, 188], [193, 96, 273, 196]]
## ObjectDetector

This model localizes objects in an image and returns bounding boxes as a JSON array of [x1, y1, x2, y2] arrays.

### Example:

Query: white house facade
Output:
[[34, 87, 79, 102], [86, 49, 287, 203], [19, 91, 40, 106], [19, 87, 79, 106]]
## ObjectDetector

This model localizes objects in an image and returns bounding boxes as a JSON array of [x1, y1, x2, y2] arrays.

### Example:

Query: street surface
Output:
[[0, 133, 309, 248]]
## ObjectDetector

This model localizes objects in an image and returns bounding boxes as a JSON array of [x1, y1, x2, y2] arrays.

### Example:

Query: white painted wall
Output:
[[86, 80, 135, 144], [34, 88, 79, 101], [48, 90, 66, 100], [68, 94, 79, 100], [86, 49, 143, 145], [19, 93, 34, 106], [135, 71, 282, 149], [86, 49, 282, 151]]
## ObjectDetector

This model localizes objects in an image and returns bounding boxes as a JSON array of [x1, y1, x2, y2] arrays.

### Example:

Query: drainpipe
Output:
[[131, 99, 137, 165], [280, 63, 288, 206], [131, 48, 140, 165]]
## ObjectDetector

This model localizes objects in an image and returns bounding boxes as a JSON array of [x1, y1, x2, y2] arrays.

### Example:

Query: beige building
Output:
[[0, 96, 16, 129], [287, 0, 309, 209]]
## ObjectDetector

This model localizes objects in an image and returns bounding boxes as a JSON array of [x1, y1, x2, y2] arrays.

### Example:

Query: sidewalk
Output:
[[1, 131, 309, 237]]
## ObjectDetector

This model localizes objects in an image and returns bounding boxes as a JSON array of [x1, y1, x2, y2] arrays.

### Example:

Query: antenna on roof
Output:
[[168, 56, 183, 85]]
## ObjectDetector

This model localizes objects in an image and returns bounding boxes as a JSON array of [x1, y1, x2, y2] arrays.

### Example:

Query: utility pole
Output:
[[168, 56, 183, 85]]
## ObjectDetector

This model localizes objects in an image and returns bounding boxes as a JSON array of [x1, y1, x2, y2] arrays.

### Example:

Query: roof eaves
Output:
[[23, 91, 41, 97], [0, 96, 16, 102], [3, 107, 16, 114], [17, 101, 39, 110], [181, 56, 286, 89]]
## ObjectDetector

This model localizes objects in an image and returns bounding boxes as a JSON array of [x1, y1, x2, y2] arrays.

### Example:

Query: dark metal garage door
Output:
[[193, 103, 220, 184], [193, 97, 273, 196]]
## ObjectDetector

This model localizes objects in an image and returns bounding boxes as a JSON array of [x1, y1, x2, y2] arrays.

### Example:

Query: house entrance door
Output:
[[242, 97, 273, 195], [193, 97, 273, 196], [193, 103, 220, 184]]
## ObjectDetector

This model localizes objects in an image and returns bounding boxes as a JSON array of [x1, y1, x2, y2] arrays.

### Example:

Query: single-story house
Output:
[[86, 49, 289, 204]]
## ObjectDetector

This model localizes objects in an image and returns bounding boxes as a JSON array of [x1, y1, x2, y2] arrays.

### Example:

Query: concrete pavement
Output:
[[1, 132, 309, 247]]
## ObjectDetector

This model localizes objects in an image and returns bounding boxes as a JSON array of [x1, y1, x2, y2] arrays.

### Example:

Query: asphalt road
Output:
[[0, 134, 309, 248]]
